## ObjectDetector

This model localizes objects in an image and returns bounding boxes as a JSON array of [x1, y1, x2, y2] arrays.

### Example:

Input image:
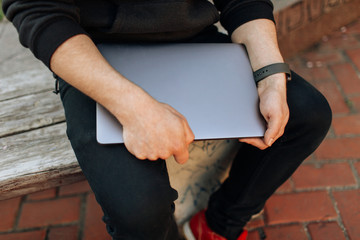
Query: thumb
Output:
[[264, 116, 281, 146]]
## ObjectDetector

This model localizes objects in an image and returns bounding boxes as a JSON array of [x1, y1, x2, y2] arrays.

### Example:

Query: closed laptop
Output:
[[96, 43, 265, 144]]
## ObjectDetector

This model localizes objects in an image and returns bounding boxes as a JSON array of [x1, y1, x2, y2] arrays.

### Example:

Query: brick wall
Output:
[[275, 0, 360, 58]]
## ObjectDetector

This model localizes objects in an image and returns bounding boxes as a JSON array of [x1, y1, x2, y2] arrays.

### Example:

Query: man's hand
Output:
[[120, 93, 195, 164], [231, 19, 290, 150], [50, 34, 194, 163], [239, 73, 289, 149]]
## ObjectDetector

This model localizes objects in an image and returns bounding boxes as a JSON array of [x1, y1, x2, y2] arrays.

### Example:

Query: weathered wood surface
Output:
[[0, 69, 53, 101], [0, 20, 79, 200], [0, 20, 27, 63], [0, 91, 65, 137], [0, 21, 53, 101], [0, 123, 83, 200]]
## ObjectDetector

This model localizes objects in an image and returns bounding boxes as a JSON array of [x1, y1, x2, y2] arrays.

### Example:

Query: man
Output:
[[3, 0, 331, 239]]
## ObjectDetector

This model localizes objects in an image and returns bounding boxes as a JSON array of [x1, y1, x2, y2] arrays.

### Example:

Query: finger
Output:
[[165, 104, 194, 144], [270, 112, 289, 145], [276, 112, 289, 140], [157, 149, 172, 160], [170, 107, 194, 144], [132, 149, 148, 160], [147, 155, 160, 161], [183, 121, 195, 144], [274, 124, 286, 143], [239, 138, 268, 150], [264, 115, 283, 146], [134, 153, 147, 160], [124, 142, 144, 160], [173, 148, 189, 164], [175, 121, 193, 164]]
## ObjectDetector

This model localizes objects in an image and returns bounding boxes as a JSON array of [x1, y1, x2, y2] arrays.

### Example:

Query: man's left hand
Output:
[[239, 73, 289, 150]]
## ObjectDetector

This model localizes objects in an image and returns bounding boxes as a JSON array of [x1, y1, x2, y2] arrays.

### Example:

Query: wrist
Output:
[[257, 73, 287, 95], [109, 83, 155, 126]]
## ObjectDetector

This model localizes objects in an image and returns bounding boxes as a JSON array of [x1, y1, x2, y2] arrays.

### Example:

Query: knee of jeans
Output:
[[308, 92, 332, 135], [287, 81, 332, 141], [100, 184, 178, 237]]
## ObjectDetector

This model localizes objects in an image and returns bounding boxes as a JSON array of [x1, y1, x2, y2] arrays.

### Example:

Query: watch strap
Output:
[[253, 63, 291, 84]]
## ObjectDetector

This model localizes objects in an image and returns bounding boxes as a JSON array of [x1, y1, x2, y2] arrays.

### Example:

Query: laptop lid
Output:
[[96, 43, 265, 144]]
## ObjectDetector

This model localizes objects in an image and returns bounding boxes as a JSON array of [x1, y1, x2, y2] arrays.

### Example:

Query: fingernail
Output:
[[268, 138, 274, 146]]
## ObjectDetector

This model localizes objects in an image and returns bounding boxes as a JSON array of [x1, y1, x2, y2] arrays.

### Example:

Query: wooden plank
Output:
[[0, 91, 65, 137], [0, 49, 49, 82], [0, 22, 52, 93], [0, 68, 53, 101], [0, 21, 26, 64], [0, 123, 84, 200], [0, 22, 53, 100]]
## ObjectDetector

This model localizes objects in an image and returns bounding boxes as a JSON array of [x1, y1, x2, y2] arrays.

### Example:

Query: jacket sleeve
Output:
[[213, 0, 275, 35], [2, 0, 88, 68]]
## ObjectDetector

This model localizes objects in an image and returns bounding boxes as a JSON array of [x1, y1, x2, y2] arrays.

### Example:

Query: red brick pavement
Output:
[[1, 19, 360, 240]]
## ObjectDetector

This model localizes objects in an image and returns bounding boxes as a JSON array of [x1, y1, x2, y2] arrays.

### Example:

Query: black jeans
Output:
[[57, 27, 332, 240]]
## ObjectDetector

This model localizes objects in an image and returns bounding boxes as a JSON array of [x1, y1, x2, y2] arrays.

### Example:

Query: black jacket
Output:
[[2, 0, 274, 68]]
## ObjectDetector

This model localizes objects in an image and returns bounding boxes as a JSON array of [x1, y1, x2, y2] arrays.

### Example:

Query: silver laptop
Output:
[[96, 43, 265, 144]]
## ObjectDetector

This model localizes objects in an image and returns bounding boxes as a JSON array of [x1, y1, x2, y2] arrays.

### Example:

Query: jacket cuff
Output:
[[32, 17, 88, 69], [221, 1, 274, 36]]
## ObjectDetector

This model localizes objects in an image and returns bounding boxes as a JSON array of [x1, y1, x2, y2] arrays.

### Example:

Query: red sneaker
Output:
[[183, 210, 248, 240]]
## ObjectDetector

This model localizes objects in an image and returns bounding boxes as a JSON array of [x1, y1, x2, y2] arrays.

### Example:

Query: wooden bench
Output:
[[0, 27, 84, 200]]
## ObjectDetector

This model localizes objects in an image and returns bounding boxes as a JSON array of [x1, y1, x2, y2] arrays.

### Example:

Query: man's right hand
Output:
[[119, 92, 195, 164], [50, 34, 194, 164]]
